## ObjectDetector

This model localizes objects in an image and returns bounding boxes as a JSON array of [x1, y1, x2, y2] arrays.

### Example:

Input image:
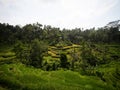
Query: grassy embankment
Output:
[[0, 44, 120, 90]]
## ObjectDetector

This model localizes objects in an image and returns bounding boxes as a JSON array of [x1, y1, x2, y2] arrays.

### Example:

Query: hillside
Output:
[[0, 22, 120, 90], [0, 44, 120, 90], [0, 63, 117, 90]]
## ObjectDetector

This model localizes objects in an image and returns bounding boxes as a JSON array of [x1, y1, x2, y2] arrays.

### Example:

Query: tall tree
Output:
[[30, 39, 48, 68]]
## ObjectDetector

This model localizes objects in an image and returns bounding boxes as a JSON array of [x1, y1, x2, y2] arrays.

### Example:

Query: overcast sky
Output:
[[0, 0, 120, 29]]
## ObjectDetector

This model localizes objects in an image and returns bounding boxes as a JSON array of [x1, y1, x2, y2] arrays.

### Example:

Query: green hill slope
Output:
[[0, 63, 112, 90]]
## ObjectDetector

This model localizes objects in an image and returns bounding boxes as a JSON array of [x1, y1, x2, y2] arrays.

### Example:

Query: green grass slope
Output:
[[0, 63, 112, 90]]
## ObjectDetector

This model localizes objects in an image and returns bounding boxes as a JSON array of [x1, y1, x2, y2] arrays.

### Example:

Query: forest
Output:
[[0, 22, 120, 90]]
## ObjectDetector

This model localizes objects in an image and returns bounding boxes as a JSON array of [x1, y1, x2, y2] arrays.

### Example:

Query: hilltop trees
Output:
[[0, 22, 120, 46]]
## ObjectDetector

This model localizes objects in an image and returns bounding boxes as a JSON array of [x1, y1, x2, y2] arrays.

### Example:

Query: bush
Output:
[[60, 53, 70, 69]]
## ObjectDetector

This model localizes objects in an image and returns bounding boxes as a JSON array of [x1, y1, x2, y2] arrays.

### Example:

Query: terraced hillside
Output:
[[0, 44, 120, 90]]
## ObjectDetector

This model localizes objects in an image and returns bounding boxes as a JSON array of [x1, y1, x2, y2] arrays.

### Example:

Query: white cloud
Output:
[[0, 0, 119, 29], [94, 0, 118, 16]]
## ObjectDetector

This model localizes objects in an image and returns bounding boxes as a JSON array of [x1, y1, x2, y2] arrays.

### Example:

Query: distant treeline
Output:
[[0, 22, 120, 45]]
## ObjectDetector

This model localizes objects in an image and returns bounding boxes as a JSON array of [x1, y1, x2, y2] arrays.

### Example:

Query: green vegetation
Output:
[[0, 22, 120, 89], [0, 63, 114, 90]]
